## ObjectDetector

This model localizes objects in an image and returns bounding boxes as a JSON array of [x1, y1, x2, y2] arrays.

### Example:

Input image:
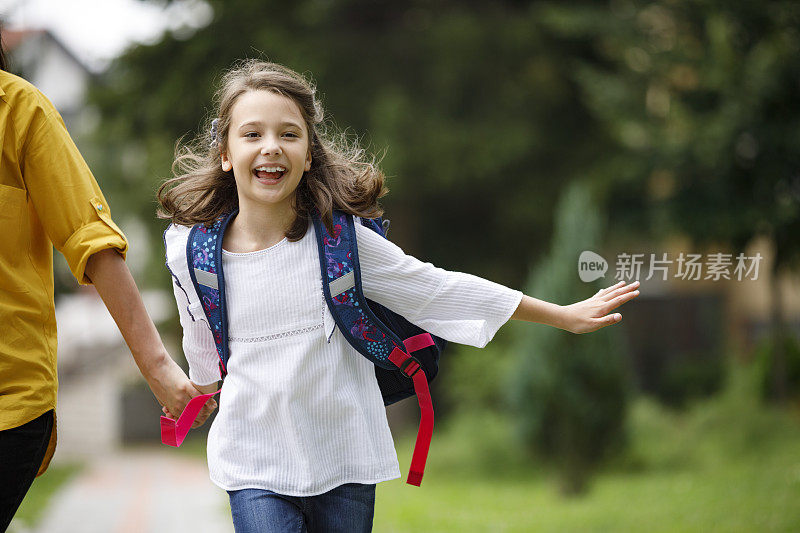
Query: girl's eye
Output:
[[243, 132, 297, 138]]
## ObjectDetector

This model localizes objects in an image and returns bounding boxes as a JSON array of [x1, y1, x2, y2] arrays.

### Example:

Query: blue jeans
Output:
[[228, 483, 376, 533]]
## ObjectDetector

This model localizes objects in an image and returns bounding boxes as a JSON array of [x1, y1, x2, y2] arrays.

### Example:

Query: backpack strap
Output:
[[160, 212, 236, 448], [186, 211, 238, 378], [389, 338, 435, 486], [313, 210, 405, 368], [312, 209, 436, 486]]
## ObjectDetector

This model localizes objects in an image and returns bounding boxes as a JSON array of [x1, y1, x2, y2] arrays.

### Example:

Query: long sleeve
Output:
[[164, 224, 223, 386], [355, 223, 523, 348], [20, 96, 128, 284]]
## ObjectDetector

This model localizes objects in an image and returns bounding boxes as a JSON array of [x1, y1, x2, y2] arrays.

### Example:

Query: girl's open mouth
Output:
[[253, 165, 286, 183]]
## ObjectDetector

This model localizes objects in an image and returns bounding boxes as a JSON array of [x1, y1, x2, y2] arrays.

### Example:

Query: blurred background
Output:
[[2, 0, 799, 531]]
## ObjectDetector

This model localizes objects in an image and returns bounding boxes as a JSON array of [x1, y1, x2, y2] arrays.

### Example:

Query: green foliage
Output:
[[438, 333, 517, 414], [651, 349, 725, 408], [424, 409, 534, 482], [753, 331, 800, 401], [539, 0, 800, 270], [507, 181, 631, 496], [620, 356, 797, 473]]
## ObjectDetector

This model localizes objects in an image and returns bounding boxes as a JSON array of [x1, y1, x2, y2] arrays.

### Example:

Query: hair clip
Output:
[[209, 118, 220, 147]]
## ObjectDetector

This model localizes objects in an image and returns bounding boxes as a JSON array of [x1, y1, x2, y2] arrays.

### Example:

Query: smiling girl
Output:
[[157, 60, 639, 533]]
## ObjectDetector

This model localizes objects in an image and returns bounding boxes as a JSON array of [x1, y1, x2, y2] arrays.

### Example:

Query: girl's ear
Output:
[[221, 152, 233, 172], [304, 150, 312, 172]]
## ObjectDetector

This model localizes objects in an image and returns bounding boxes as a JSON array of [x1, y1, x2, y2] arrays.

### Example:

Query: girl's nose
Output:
[[260, 141, 281, 156]]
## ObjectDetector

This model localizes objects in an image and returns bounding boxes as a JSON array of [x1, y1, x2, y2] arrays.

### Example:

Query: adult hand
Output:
[[146, 355, 217, 428], [560, 280, 640, 334]]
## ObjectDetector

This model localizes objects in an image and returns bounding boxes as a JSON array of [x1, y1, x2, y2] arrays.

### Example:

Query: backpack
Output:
[[161, 209, 446, 486]]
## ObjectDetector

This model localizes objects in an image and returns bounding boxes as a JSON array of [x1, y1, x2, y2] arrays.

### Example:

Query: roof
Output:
[[2, 27, 94, 75], [2, 28, 46, 50]]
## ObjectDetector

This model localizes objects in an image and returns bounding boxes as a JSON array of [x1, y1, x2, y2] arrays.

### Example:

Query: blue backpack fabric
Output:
[[167, 209, 446, 485], [311, 210, 446, 405]]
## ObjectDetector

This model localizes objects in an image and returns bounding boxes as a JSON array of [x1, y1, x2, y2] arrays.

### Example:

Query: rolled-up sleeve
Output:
[[355, 223, 523, 348], [21, 106, 127, 284]]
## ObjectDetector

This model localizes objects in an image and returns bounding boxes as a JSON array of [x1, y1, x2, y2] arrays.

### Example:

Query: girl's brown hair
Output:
[[157, 60, 387, 239], [0, 25, 8, 71]]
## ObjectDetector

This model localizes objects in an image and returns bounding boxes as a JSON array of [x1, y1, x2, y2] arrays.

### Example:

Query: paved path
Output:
[[29, 449, 233, 533]]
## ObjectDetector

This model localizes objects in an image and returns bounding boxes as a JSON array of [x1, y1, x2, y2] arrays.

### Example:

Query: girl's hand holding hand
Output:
[[560, 280, 640, 334], [161, 382, 218, 429]]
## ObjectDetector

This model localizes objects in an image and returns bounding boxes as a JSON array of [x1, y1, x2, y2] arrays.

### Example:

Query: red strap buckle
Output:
[[389, 345, 422, 378], [399, 357, 421, 377]]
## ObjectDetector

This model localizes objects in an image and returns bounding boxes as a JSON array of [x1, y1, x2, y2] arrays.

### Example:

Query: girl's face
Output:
[[221, 90, 312, 214]]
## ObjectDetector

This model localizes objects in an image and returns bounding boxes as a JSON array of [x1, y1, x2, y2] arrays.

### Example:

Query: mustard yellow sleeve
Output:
[[21, 105, 128, 284]]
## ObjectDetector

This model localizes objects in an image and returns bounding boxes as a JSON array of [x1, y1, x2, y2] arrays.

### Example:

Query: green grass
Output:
[[375, 439, 799, 532], [12, 462, 83, 528], [374, 363, 800, 532], [15, 362, 798, 532]]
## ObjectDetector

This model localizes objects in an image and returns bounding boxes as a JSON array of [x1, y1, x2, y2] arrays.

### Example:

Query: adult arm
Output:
[[85, 249, 216, 425]]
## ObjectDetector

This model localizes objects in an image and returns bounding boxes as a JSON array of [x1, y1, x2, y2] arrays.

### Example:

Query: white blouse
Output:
[[165, 219, 522, 496]]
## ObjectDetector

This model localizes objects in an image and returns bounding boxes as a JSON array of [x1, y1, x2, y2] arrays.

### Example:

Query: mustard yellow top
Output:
[[0, 71, 128, 466]]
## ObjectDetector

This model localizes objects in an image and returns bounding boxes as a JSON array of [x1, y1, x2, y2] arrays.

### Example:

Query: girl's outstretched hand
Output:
[[560, 280, 640, 334]]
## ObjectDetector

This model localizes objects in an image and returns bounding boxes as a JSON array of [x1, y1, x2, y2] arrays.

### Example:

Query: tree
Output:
[[537, 0, 800, 399], [507, 181, 631, 496]]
